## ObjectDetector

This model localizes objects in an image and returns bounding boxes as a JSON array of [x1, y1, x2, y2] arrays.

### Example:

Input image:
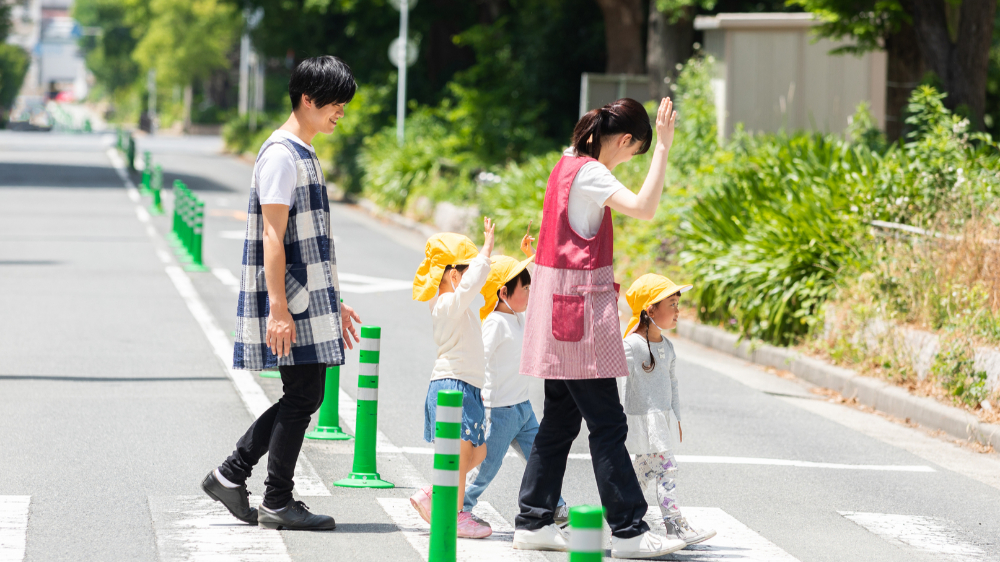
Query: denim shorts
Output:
[[423, 378, 486, 446]]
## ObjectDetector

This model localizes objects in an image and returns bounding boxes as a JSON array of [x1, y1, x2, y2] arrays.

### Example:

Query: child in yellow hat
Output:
[[463, 229, 569, 524], [620, 273, 716, 547], [409, 218, 494, 539]]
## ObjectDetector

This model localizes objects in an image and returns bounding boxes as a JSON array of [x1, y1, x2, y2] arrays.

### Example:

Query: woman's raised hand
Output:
[[483, 216, 495, 256], [656, 97, 677, 152]]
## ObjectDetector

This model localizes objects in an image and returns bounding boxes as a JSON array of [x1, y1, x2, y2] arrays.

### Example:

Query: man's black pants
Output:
[[218, 363, 326, 510], [515, 378, 650, 538]]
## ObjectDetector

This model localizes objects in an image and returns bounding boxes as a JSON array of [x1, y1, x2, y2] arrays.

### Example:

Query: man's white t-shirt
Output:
[[563, 147, 626, 238], [255, 130, 315, 210]]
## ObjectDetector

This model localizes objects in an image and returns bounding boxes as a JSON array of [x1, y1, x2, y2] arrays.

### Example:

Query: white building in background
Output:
[[695, 13, 887, 139], [7, 0, 88, 101]]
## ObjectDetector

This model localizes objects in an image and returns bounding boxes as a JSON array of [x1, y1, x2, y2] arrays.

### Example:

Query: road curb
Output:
[[676, 320, 1000, 451]]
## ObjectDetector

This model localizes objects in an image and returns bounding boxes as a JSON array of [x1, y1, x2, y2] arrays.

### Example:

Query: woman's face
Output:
[[605, 134, 643, 170]]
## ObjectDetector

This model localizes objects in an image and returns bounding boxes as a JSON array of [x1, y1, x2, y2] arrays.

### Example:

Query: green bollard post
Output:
[[306, 365, 352, 440], [428, 389, 462, 562], [184, 200, 208, 272], [259, 369, 280, 379], [334, 326, 393, 488], [568, 506, 605, 562], [167, 180, 183, 246], [127, 135, 136, 172], [149, 165, 164, 215], [140, 151, 152, 195]]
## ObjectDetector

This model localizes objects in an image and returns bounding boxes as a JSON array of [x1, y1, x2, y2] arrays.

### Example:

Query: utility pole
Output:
[[389, 0, 417, 145], [147, 68, 157, 135], [239, 7, 264, 119]]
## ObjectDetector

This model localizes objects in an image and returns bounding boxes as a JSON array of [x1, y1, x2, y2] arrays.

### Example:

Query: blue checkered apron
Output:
[[232, 137, 345, 370]]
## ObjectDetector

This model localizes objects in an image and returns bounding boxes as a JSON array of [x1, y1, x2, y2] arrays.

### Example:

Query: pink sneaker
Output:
[[457, 511, 493, 539], [410, 486, 432, 523]]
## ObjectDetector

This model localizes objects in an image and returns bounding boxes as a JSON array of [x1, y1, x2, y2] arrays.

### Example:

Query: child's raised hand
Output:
[[655, 97, 677, 152], [482, 216, 495, 256], [520, 220, 535, 258]]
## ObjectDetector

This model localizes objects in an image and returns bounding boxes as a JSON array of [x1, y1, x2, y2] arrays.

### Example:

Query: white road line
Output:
[[211, 267, 241, 294], [219, 230, 246, 240], [149, 496, 289, 562], [338, 272, 413, 294], [840, 512, 988, 562], [377, 498, 547, 562], [643, 507, 800, 561], [0, 496, 30, 562], [106, 148, 330, 498], [375, 445, 934, 472]]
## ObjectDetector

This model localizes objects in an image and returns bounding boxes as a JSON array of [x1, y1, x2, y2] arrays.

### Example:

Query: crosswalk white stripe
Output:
[[377, 498, 548, 561], [149, 496, 289, 562], [839, 512, 987, 561], [0, 496, 30, 562], [643, 507, 800, 561]]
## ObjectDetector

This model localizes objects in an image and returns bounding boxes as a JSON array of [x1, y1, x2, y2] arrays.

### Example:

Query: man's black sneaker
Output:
[[258, 500, 336, 531], [201, 471, 257, 525]]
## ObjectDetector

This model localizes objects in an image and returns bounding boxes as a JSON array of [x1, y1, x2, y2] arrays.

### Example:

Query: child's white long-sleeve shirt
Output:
[[428, 254, 491, 388], [481, 310, 531, 408]]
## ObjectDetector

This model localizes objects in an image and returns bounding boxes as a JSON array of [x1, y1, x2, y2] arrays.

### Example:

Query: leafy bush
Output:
[[222, 112, 280, 156], [931, 335, 991, 408], [679, 128, 874, 345]]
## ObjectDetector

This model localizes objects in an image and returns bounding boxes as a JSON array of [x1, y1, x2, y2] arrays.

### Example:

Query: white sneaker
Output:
[[610, 531, 686, 559], [513, 523, 569, 551], [665, 517, 716, 546]]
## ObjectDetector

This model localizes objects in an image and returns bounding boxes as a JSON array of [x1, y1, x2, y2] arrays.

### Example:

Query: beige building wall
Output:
[[696, 14, 887, 139]]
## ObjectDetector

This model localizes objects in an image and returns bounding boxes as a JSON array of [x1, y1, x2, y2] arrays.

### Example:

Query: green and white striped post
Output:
[[184, 200, 208, 272], [140, 151, 152, 195], [149, 164, 164, 215], [168, 179, 183, 246], [259, 369, 280, 379], [334, 326, 393, 488], [568, 506, 605, 561], [428, 389, 462, 562], [127, 135, 136, 172], [306, 365, 352, 440]]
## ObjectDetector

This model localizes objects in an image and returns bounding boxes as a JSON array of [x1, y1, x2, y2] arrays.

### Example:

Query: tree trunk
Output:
[[646, 0, 694, 99], [884, 16, 924, 142], [910, 0, 996, 128], [595, 0, 646, 74]]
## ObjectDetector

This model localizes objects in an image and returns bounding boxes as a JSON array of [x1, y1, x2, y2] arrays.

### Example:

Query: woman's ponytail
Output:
[[571, 98, 652, 160]]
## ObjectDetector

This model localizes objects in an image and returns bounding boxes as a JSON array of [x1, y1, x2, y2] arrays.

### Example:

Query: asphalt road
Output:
[[1, 130, 998, 562]]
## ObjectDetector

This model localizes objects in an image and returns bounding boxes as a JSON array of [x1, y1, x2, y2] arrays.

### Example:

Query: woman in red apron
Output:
[[513, 98, 681, 559]]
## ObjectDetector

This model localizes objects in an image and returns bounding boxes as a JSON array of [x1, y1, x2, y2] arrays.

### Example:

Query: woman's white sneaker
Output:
[[513, 523, 569, 551], [610, 531, 686, 559]]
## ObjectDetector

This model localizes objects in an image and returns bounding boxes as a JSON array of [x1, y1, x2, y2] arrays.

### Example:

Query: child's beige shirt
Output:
[[428, 254, 491, 388]]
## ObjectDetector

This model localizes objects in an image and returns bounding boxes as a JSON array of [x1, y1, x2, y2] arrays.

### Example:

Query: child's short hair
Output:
[[499, 268, 531, 298], [289, 56, 357, 110], [444, 264, 470, 275]]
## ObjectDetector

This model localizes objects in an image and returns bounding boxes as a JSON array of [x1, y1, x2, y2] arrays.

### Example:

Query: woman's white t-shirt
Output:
[[255, 130, 316, 210], [563, 147, 626, 238]]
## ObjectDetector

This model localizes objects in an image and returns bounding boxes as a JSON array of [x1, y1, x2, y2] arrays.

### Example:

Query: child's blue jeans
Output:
[[463, 400, 566, 512]]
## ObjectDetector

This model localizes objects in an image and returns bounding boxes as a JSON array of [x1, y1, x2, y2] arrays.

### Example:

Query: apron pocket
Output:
[[285, 264, 310, 315], [552, 294, 585, 342]]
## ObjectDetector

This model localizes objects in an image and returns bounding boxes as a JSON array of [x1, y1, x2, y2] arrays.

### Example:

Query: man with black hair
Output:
[[201, 55, 361, 531]]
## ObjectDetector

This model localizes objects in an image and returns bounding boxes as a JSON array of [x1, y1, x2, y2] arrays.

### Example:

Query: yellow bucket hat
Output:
[[479, 254, 535, 321], [412, 233, 480, 302], [624, 273, 693, 337]]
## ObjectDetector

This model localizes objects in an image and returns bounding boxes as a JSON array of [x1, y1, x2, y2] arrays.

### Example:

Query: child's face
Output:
[[501, 278, 530, 313], [648, 294, 680, 331]]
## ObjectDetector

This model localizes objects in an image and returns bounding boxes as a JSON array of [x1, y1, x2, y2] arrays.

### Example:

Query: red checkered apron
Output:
[[519, 155, 628, 380]]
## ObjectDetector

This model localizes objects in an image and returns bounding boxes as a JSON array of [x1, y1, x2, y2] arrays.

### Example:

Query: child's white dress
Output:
[[619, 333, 681, 522]]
